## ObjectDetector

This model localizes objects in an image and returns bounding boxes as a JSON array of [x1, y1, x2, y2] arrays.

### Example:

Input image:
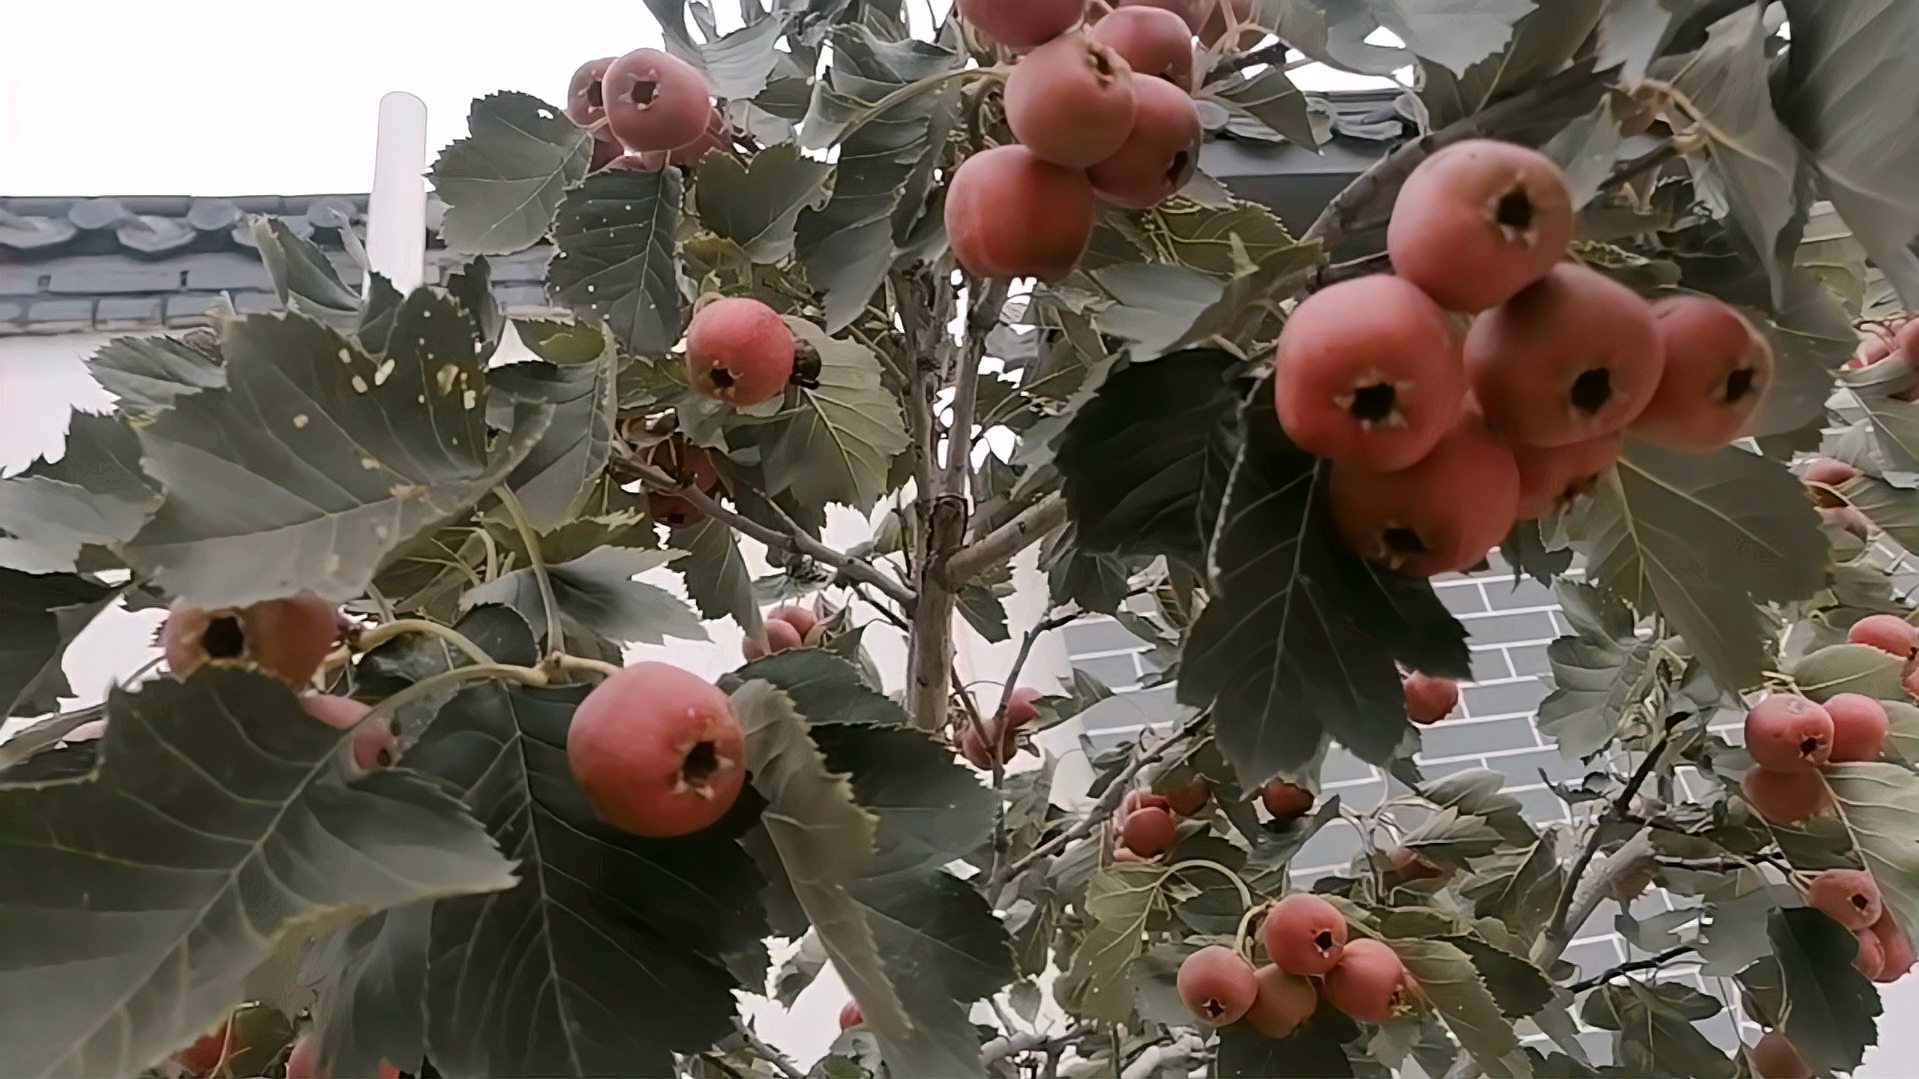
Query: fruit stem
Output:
[[1166, 858, 1253, 914], [553, 653, 624, 680], [361, 661, 551, 745], [494, 486, 564, 654], [355, 618, 496, 668], [1230, 900, 1266, 958]]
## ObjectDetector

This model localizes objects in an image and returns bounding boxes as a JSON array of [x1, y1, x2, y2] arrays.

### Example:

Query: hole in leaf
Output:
[[683, 740, 721, 786], [1383, 528, 1429, 555], [204, 615, 246, 659], [1495, 189, 1534, 232], [1348, 382, 1397, 423], [1569, 368, 1613, 414], [1724, 367, 1757, 403]]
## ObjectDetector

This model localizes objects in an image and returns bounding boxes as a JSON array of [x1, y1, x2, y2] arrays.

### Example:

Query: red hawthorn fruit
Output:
[[284, 1036, 321, 1079], [1329, 410, 1520, 577], [645, 438, 723, 528], [669, 108, 732, 167], [766, 604, 820, 639], [162, 593, 340, 686], [685, 297, 796, 406], [1162, 777, 1210, 816], [1750, 1030, 1811, 1079], [1807, 868, 1882, 931], [1122, 788, 1174, 817], [1086, 74, 1202, 209], [838, 1000, 863, 1030], [955, 0, 1084, 48], [1740, 767, 1831, 825], [1847, 613, 1917, 659], [1802, 458, 1860, 488], [301, 694, 395, 770], [602, 48, 712, 153], [945, 145, 1097, 282], [1743, 695, 1834, 772], [1004, 686, 1043, 728], [959, 716, 1019, 770], [565, 57, 618, 130], [1322, 938, 1412, 1022], [1633, 295, 1775, 451], [1263, 893, 1348, 976], [1824, 692, 1890, 763], [175, 1021, 232, 1075], [1273, 274, 1466, 472], [1403, 672, 1460, 724], [1855, 928, 1887, 979], [1259, 779, 1314, 821], [1090, 5, 1196, 89], [1386, 139, 1574, 313], [1004, 32, 1137, 168], [1122, 805, 1179, 856], [566, 662, 746, 837], [1176, 944, 1260, 1026], [742, 617, 804, 660], [1242, 964, 1320, 1038], [1117, 0, 1206, 33], [1872, 912, 1915, 983], [1514, 433, 1622, 520], [1465, 263, 1664, 447]]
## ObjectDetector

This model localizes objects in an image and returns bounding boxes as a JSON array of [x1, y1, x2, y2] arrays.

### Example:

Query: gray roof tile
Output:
[[96, 297, 166, 329], [48, 262, 184, 295], [24, 298, 96, 333]]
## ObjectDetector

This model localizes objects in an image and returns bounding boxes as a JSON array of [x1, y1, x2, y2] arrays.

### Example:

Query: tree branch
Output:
[[945, 493, 1069, 586], [732, 1021, 804, 1079], [1567, 945, 1697, 994]]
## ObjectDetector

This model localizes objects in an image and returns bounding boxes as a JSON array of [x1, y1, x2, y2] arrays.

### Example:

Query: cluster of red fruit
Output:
[[1277, 141, 1776, 576], [1177, 894, 1411, 1038], [172, 1020, 407, 1079], [1846, 315, 1919, 393], [959, 686, 1045, 770], [945, 0, 1207, 281], [1802, 867, 1913, 984], [741, 603, 821, 659], [565, 49, 730, 175], [1110, 777, 1210, 858]]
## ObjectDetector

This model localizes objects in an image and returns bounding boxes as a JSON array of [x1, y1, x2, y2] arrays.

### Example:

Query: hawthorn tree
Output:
[[3, 0, 1919, 1077]]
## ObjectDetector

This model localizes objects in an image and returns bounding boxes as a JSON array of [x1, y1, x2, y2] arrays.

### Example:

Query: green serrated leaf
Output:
[[1535, 581, 1658, 758], [1839, 472, 1919, 552], [1446, 935, 1553, 1020], [462, 546, 705, 646], [1207, 66, 1318, 147], [1402, 808, 1505, 870], [1824, 762, 1919, 932], [1371, 0, 1533, 76], [1061, 863, 1169, 1023], [1764, 907, 1882, 1073], [1421, 768, 1537, 844], [0, 569, 116, 721], [1460, 834, 1564, 946], [1418, 0, 1605, 127], [303, 904, 431, 1079], [251, 216, 360, 327], [86, 334, 225, 416], [672, 516, 758, 628], [1216, 1009, 1360, 1078], [1581, 979, 1734, 1078], [1384, 936, 1518, 1066], [549, 168, 685, 355], [765, 320, 908, 512], [431, 91, 591, 255], [1786, 643, 1906, 702], [693, 142, 832, 262], [1884, 699, 1919, 763], [0, 411, 158, 573]]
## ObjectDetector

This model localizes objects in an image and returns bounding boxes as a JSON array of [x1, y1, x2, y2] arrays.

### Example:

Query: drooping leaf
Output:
[[1384, 936, 1520, 1067], [701, 12, 787, 98], [1535, 581, 1658, 758], [86, 334, 225, 416], [1763, 907, 1881, 1073], [303, 903, 433, 1079], [0, 412, 157, 573], [431, 91, 592, 255], [1421, 768, 1537, 844], [693, 142, 833, 263], [251, 216, 361, 328], [764, 320, 909, 512], [1823, 762, 1919, 932], [1216, 1008, 1359, 1078], [0, 569, 116, 718], [1786, 643, 1906, 702], [492, 325, 621, 530], [1580, 979, 1734, 1079], [121, 300, 553, 607], [1459, 835, 1564, 947], [549, 167, 685, 355], [1839, 472, 1919, 552], [672, 516, 759, 629], [0, 669, 515, 1079], [1061, 862, 1171, 1022], [1400, 808, 1504, 870], [1418, 0, 1606, 126], [732, 648, 908, 728], [1446, 935, 1554, 1020], [461, 546, 706, 647], [1369, 0, 1534, 76], [1208, 66, 1318, 148], [407, 680, 768, 1077]]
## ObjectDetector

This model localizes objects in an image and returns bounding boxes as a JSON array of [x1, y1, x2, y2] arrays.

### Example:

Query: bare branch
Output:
[[1566, 945, 1697, 994], [945, 493, 1069, 586], [732, 1021, 804, 1079]]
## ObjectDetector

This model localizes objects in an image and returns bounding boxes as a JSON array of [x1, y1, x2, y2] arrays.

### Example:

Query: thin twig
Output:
[[731, 1021, 804, 1079], [353, 618, 495, 668], [495, 487, 563, 652], [946, 493, 1069, 586], [1567, 945, 1697, 994]]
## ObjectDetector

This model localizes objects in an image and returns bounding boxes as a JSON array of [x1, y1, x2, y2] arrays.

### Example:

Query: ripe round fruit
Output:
[[162, 593, 340, 686], [1323, 938, 1411, 1022], [1740, 767, 1831, 825], [742, 617, 803, 660], [1163, 778, 1210, 816], [669, 108, 731, 166], [838, 1000, 863, 1030], [1744, 695, 1834, 772], [1122, 788, 1174, 818], [767, 604, 819, 640], [1633, 295, 1775, 451], [1262, 893, 1348, 976], [1514, 434, 1621, 520], [1824, 692, 1890, 763], [1403, 672, 1460, 724], [1847, 613, 1917, 659], [1750, 1030, 1811, 1079], [1274, 275, 1467, 472], [566, 662, 746, 838], [1387, 140, 1574, 313], [1242, 964, 1319, 1038], [1122, 805, 1178, 856], [1118, 0, 1206, 32], [645, 438, 722, 528], [956, 0, 1084, 48], [301, 693, 395, 770], [960, 716, 1017, 770], [175, 1021, 231, 1074], [1086, 74, 1202, 209], [1004, 686, 1043, 728], [603, 48, 713, 152], [1176, 945, 1259, 1026], [1090, 5, 1195, 89], [1465, 264, 1664, 447], [1802, 459, 1859, 505], [285, 1036, 321, 1079], [1260, 780, 1314, 821], [1855, 928, 1887, 979], [1872, 913, 1915, 983], [1808, 868, 1883, 931], [945, 145, 1097, 282], [1005, 33, 1137, 168], [685, 298, 796, 406], [1329, 411, 1520, 576], [565, 57, 618, 130]]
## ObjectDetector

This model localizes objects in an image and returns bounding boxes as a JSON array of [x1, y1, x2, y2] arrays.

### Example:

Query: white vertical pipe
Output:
[[364, 91, 429, 294]]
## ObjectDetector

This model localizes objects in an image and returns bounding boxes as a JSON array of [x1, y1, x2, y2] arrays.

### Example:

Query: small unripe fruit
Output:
[[1122, 805, 1178, 856], [1855, 928, 1886, 979], [1086, 75, 1202, 209], [1090, 6, 1196, 89], [1465, 264, 1663, 447], [1633, 295, 1774, 451], [1259, 780, 1314, 821], [1403, 672, 1460, 724], [285, 1036, 321, 1079], [956, 0, 1084, 48], [566, 663, 746, 838], [1273, 275, 1467, 473], [1005, 33, 1137, 168], [686, 298, 796, 406], [1750, 1030, 1812, 1079], [1387, 140, 1574, 313], [1323, 938, 1411, 1022], [162, 593, 340, 686], [1122, 788, 1173, 817], [301, 694, 396, 770], [1872, 913, 1915, 983], [1801, 458, 1859, 489], [1242, 964, 1319, 1038], [1743, 695, 1834, 772], [742, 617, 803, 660], [1740, 767, 1831, 825], [1162, 778, 1210, 816], [1177, 945, 1259, 1026], [1004, 686, 1043, 728], [565, 57, 618, 130], [1262, 893, 1348, 976], [603, 48, 712, 152], [1514, 434, 1621, 520], [1847, 614, 1917, 659], [766, 604, 820, 640], [1330, 411, 1519, 577], [945, 146, 1097, 282], [838, 1000, 863, 1030], [1807, 868, 1883, 931], [1824, 693, 1890, 763]]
